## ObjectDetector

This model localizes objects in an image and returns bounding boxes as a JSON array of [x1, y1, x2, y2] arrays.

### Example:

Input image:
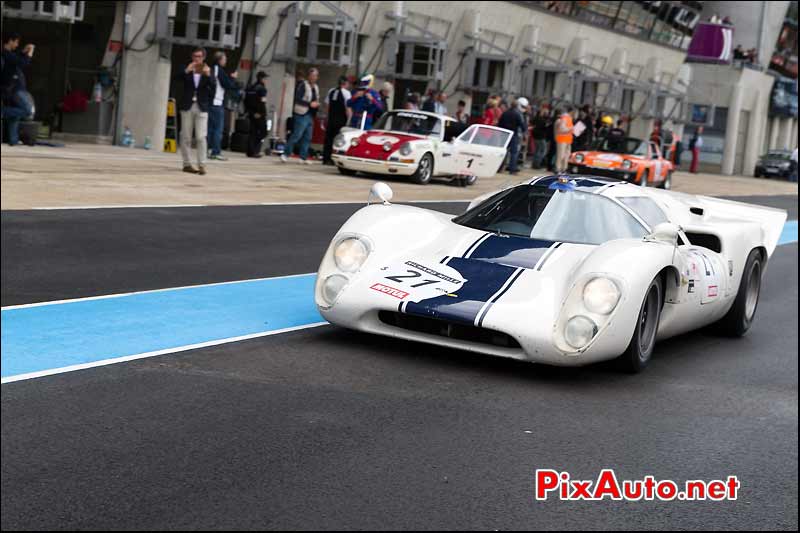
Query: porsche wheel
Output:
[[411, 153, 433, 185], [715, 249, 763, 337], [464, 174, 478, 186], [657, 171, 672, 190], [618, 276, 662, 373], [337, 167, 357, 176]]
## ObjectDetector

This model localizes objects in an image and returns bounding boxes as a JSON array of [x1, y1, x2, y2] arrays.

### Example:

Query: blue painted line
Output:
[[1, 274, 322, 381], [778, 219, 798, 245]]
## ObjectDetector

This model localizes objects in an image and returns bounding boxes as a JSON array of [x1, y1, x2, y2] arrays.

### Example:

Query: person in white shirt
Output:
[[434, 91, 448, 116]]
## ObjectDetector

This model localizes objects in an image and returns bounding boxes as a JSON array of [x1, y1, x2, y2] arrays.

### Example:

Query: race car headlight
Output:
[[351, 138, 360, 147], [574, 153, 584, 163], [383, 141, 393, 152], [621, 159, 632, 169], [399, 142, 412, 156], [564, 315, 598, 349], [333, 237, 369, 272], [321, 274, 349, 306], [334, 134, 347, 149], [582, 277, 620, 315]]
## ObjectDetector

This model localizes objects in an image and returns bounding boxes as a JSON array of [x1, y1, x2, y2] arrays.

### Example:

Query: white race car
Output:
[[331, 110, 513, 185], [315, 176, 787, 372]]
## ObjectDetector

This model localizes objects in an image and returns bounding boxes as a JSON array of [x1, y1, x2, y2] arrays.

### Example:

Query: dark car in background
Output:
[[754, 150, 794, 179]]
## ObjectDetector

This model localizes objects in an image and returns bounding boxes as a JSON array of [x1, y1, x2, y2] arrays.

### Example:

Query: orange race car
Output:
[[568, 136, 673, 189]]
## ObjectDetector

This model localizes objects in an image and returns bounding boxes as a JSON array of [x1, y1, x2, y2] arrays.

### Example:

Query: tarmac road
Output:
[[1, 196, 797, 529]]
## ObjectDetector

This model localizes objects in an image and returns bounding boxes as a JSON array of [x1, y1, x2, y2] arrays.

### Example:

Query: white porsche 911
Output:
[[315, 176, 787, 372], [331, 110, 513, 185]]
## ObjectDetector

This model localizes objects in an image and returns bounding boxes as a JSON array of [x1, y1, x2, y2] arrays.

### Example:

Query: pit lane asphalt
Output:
[[2, 196, 798, 529]]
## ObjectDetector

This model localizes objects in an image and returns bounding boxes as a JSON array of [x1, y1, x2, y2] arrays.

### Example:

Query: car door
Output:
[[450, 125, 513, 178]]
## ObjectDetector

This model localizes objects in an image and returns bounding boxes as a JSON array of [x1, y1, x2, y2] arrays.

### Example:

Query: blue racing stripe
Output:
[[1, 274, 323, 380], [470, 235, 556, 269]]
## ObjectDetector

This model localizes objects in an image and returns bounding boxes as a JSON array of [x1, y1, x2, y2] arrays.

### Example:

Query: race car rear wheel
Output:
[[618, 275, 662, 373], [411, 153, 434, 185], [657, 171, 672, 190], [715, 249, 763, 337], [463, 174, 478, 186], [337, 167, 357, 176]]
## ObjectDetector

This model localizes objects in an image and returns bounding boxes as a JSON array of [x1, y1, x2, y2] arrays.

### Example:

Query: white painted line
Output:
[[26, 200, 471, 210], [0, 322, 330, 384], [1, 272, 316, 311]]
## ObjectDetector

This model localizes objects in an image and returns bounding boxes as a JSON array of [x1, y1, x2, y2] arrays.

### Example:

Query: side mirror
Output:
[[368, 182, 393, 205], [647, 222, 680, 244]]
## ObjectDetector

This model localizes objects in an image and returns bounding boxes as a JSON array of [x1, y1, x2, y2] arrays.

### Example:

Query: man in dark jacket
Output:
[[2, 32, 35, 146], [322, 75, 351, 164], [245, 71, 269, 158], [207, 51, 240, 161], [177, 47, 216, 174], [498, 97, 528, 174]]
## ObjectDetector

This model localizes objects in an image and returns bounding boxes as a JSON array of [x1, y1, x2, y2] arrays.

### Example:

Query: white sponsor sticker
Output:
[[378, 259, 467, 302]]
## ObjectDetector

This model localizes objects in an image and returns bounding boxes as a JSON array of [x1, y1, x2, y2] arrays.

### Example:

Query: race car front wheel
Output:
[[657, 171, 672, 190], [715, 249, 763, 337], [618, 275, 662, 373], [411, 153, 433, 185]]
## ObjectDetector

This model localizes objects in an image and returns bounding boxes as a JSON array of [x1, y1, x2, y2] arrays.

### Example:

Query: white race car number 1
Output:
[[380, 260, 467, 302]]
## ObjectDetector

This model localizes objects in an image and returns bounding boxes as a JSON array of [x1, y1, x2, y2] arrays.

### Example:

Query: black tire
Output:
[[657, 171, 672, 189], [715, 249, 763, 337], [754, 170, 762, 178], [337, 166, 357, 176], [618, 275, 663, 373], [411, 153, 434, 184], [464, 174, 478, 186]]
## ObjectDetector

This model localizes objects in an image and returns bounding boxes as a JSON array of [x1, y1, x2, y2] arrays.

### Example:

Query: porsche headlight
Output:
[[621, 159, 632, 169], [399, 142, 412, 156], [383, 141, 393, 152], [574, 153, 584, 163], [334, 134, 347, 149], [333, 237, 369, 272], [351, 138, 360, 147], [582, 277, 620, 315], [321, 274, 349, 306], [564, 315, 598, 349]]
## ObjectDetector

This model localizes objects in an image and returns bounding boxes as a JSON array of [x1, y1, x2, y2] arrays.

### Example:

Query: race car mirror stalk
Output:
[[368, 182, 393, 205], [646, 222, 680, 244]]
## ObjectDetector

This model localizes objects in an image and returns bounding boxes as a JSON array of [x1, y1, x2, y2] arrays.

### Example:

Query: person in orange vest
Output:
[[554, 105, 575, 173]]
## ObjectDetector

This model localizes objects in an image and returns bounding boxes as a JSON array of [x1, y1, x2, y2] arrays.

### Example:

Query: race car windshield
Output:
[[454, 185, 648, 245], [593, 137, 647, 156], [372, 112, 441, 136]]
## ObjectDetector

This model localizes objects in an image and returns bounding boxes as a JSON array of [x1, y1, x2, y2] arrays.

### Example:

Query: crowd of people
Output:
[[1, 31, 36, 146]]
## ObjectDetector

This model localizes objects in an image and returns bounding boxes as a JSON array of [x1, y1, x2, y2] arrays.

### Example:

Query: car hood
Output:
[[345, 131, 429, 160]]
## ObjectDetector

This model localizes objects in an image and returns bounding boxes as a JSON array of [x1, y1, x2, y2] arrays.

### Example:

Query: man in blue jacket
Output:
[[207, 51, 240, 161], [2, 32, 35, 146], [347, 74, 383, 130], [280, 68, 320, 164]]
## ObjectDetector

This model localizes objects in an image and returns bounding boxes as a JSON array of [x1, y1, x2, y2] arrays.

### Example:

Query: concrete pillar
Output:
[[118, 2, 171, 150], [768, 116, 780, 150], [792, 118, 798, 150], [721, 84, 743, 176], [742, 89, 765, 176], [778, 117, 795, 150]]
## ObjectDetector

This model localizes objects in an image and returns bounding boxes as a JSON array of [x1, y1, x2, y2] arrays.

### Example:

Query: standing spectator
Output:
[[177, 47, 216, 175], [244, 71, 269, 158], [571, 105, 594, 152], [280, 67, 320, 164], [482, 97, 500, 125], [322, 75, 352, 165], [207, 51, 240, 161], [455, 100, 469, 124], [544, 108, 558, 171], [1, 32, 34, 146], [434, 91, 448, 115], [373, 81, 393, 121], [596, 115, 613, 142], [404, 92, 420, 110], [607, 119, 626, 152], [531, 106, 551, 168], [347, 74, 383, 130], [421, 89, 436, 112], [554, 105, 575, 173], [498, 97, 528, 175], [689, 126, 703, 174], [789, 146, 797, 183]]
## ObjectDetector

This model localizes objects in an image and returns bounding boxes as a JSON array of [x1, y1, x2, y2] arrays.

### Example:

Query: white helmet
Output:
[[516, 97, 529, 109]]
